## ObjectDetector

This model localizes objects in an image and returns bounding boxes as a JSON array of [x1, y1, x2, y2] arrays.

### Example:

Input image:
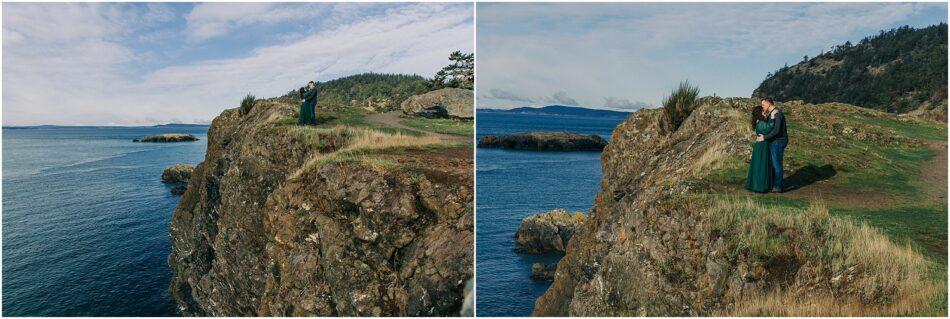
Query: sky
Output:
[[476, 2, 947, 110], [2, 2, 473, 126]]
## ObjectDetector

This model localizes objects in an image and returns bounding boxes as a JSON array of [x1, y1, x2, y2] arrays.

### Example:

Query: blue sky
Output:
[[477, 2, 947, 110], [2, 3, 473, 125]]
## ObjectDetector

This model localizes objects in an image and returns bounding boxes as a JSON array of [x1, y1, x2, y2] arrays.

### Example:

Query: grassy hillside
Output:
[[699, 98, 947, 314], [279, 73, 431, 112], [754, 24, 947, 114]]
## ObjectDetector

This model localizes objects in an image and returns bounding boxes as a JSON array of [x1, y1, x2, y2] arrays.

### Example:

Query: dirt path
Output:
[[364, 111, 470, 143], [918, 140, 948, 205], [718, 139, 947, 211]]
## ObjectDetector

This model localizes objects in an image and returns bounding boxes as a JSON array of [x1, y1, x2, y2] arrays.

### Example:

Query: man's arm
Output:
[[761, 110, 784, 140], [303, 88, 316, 100]]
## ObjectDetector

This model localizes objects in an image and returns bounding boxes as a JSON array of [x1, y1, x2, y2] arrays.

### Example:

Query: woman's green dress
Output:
[[744, 118, 774, 193], [298, 88, 317, 125]]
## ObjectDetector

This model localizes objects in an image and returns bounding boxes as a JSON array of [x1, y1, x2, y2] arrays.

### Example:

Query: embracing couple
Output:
[[744, 97, 788, 194], [298, 81, 318, 125]]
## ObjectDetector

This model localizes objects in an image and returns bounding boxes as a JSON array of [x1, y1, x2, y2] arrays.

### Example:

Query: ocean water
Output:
[[2, 125, 208, 316], [475, 111, 629, 316]]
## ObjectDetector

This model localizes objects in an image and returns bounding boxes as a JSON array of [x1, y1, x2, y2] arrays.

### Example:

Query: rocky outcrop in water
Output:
[[168, 99, 473, 316], [401, 88, 473, 119], [162, 164, 194, 184], [514, 209, 586, 254], [532, 97, 940, 316], [137, 133, 199, 143], [478, 132, 607, 152], [162, 164, 194, 195], [531, 262, 557, 281]]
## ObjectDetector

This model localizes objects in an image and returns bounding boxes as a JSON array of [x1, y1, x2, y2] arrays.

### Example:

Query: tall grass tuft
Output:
[[661, 81, 701, 133], [240, 94, 256, 115]]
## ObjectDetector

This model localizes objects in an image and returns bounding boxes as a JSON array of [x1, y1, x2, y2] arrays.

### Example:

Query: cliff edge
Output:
[[168, 98, 473, 316], [533, 97, 946, 316]]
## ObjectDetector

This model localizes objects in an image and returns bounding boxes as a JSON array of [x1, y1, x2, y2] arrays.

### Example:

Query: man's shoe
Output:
[[770, 188, 783, 194]]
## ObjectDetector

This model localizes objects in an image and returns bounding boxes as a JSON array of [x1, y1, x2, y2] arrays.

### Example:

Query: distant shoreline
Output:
[[3, 123, 210, 129], [477, 105, 635, 119]]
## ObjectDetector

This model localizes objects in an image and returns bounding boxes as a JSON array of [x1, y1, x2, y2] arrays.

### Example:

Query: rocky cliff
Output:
[[533, 97, 945, 316], [168, 98, 473, 316]]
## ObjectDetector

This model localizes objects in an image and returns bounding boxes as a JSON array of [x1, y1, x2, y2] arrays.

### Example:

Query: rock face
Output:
[[514, 209, 586, 254], [138, 133, 199, 143], [168, 100, 473, 316], [162, 164, 194, 184], [532, 97, 939, 316], [478, 132, 607, 152], [400, 88, 473, 119], [531, 263, 557, 281]]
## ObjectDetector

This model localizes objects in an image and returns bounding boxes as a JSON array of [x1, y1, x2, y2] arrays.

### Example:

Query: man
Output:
[[756, 97, 788, 193], [307, 81, 318, 125]]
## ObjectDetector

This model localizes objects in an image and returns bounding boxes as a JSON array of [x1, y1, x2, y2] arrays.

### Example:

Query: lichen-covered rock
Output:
[[137, 133, 199, 142], [531, 263, 557, 281], [478, 132, 607, 151], [401, 88, 473, 119], [168, 100, 473, 316], [161, 164, 194, 184], [514, 209, 586, 254]]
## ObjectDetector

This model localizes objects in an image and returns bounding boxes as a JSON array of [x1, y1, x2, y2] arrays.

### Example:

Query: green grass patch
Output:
[[272, 107, 423, 136], [849, 113, 947, 141], [399, 117, 474, 136]]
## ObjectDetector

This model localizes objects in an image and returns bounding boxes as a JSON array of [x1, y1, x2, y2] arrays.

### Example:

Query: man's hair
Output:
[[761, 97, 774, 105], [308, 81, 316, 85]]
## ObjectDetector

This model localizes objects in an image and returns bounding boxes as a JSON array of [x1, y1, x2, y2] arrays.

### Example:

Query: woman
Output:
[[744, 104, 773, 193], [298, 81, 318, 125]]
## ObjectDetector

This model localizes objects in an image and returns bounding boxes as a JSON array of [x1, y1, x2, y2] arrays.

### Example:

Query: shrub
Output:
[[661, 81, 701, 133], [241, 94, 256, 115]]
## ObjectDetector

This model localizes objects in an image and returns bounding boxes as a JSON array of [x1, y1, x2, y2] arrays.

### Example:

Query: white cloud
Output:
[[2, 3, 474, 125], [476, 2, 946, 109]]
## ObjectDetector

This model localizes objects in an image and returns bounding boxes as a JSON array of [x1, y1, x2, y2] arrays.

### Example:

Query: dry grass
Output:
[[707, 198, 943, 316], [287, 125, 443, 178], [688, 107, 747, 177]]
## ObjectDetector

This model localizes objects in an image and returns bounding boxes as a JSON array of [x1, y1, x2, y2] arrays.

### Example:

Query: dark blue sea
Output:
[[2, 125, 208, 316], [475, 110, 629, 316]]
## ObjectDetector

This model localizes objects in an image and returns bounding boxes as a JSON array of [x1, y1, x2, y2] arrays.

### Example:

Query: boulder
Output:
[[478, 132, 607, 151], [514, 209, 586, 254], [161, 164, 194, 184], [531, 262, 557, 281], [401, 88, 473, 119]]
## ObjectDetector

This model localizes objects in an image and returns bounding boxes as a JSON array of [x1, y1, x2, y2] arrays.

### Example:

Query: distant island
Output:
[[479, 105, 633, 118], [478, 131, 608, 151], [152, 123, 210, 128], [134, 133, 199, 143]]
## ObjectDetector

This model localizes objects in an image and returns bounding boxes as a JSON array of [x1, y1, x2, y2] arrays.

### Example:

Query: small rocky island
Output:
[[478, 132, 607, 151], [161, 164, 194, 195], [134, 133, 199, 143], [514, 209, 586, 282], [514, 208, 586, 254]]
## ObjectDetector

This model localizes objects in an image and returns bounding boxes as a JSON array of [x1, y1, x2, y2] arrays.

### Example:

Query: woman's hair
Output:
[[750, 105, 764, 128]]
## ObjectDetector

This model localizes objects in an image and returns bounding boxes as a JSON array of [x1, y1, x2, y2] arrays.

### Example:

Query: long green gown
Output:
[[744, 118, 774, 193], [298, 88, 317, 125]]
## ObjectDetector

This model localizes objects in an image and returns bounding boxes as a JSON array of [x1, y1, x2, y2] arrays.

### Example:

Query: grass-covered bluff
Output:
[[533, 96, 946, 316], [168, 96, 473, 316]]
